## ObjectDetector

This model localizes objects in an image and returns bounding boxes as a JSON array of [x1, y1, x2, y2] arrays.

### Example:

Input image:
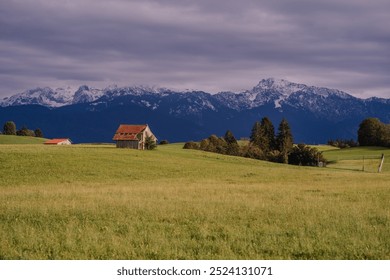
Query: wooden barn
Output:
[[44, 138, 72, 145], [112, 124, 157, 149]]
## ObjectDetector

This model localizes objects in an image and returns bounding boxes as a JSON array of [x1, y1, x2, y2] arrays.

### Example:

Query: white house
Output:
[[44, 138, 72, 145]]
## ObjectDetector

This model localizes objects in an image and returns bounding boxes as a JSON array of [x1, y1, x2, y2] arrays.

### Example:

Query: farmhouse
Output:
[[44, 138, 72, 145], [112, 124, 157, 149]]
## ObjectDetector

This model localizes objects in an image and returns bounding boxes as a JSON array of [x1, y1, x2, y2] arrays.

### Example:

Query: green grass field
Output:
[[0, 135, 47, 144], [0, 143, 389, 259], [324, 146, 387, 173]]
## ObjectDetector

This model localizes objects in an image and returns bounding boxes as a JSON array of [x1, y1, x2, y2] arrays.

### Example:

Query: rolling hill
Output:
[[0, 134, 48, 144]]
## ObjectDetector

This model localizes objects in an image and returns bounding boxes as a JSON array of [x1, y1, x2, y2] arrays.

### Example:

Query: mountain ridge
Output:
[[1, 78, 389, 144], [2, 78, 385, 109]]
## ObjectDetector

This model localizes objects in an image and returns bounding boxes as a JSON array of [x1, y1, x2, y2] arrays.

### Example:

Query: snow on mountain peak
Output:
[[247, 78, 356, 109], [255, 78, 307, 96], [0, 87, 73, 107], [0, 78, 364, 112], [72, 85, 104, 104]]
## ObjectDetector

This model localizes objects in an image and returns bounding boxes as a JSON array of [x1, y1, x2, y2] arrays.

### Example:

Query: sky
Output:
[[1, 0, 389, 99]]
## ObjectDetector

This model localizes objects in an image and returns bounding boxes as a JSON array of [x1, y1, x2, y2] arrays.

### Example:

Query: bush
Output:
[[198, 135, 227, 154], [144, 136, 157, 150], [288, 144, 326, 166], [159, 140, 169, 145], [267, 150, 284, 163], [183, 141, 199, 149], [16, 127, 35, 137], [240, 144, 266, 160], [199, 139, 210, 150], [328, 139, 358, 148]]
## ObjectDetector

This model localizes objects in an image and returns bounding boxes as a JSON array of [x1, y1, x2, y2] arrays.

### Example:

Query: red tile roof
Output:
[[44, 138, 71, 144], [113, 124, 147, 141]]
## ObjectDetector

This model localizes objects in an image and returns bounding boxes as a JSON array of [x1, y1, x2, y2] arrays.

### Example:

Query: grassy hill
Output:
[[0, 134, 48, 144], [0, 144, 389, 259]]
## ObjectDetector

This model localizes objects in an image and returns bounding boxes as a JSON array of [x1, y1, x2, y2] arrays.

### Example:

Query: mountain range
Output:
[[1, 78, 389, 144]]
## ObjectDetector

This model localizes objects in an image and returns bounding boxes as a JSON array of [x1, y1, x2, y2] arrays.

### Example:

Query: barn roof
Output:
[[44, 138, 71, 144], [112, 124, 148, 141]]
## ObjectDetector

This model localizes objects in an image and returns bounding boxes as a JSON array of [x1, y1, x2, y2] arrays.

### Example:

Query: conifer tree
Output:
[[224, 130, 238, 145], [258, 117, 276, 152], [224, 130, 239, 156], [249, 121, 261, 146], [276, 118, 293, 163]]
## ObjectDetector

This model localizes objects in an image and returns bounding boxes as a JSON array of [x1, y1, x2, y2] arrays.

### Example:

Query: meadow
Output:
[[0, 141, 389, 259]]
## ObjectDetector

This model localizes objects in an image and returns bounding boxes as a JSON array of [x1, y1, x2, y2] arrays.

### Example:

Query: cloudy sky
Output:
[[1, 0, 389, 98]]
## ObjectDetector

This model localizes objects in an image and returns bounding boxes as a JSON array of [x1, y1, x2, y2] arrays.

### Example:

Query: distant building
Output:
[[113, 124, 157, 149], [44, 138, 72, 145]]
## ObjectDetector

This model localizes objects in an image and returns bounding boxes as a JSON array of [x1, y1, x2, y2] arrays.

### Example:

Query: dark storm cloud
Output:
[[0, 0, 389, 98]]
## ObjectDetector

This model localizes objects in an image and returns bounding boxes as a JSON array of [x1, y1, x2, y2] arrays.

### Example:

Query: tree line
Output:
[[327, 118, 389, 148], [2, 121, 44, 138], [184, 117, 325, 166]]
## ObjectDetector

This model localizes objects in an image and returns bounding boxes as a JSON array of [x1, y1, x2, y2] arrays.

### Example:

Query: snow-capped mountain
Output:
[[72, 85, 104, 104], [0, 78, 389, 143], [0, 87, 75, 107], [0, 78, 374, 112], [214, 78, 358, 111], [0, 85, 104, 107]]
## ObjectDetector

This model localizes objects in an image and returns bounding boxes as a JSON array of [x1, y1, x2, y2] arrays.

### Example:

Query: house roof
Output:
[[44, 138, 71, 144], [112, 124, 147, 141]]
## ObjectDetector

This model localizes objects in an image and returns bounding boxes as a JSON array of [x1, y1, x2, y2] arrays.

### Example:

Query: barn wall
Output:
[[116, 140, 140, 149], [144, 126, 157, 142]]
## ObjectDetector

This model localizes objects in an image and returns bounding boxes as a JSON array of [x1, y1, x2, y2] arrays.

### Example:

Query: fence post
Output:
[[378, 154, 385, 173], [362, 156, 365, 172]]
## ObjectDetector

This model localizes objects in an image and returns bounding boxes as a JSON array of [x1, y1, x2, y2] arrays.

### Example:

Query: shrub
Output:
[[16, 126, 35, 137], [199, 135, 227, 154], [267, 150, 284, 163], [199, 139, 210, 150], [159, 140, 169, 145], [240, 144, 266, 160], [328, 139, 358, 148], [183, 141, 199, 149], [288, 144, 326, 166], [144, 136, 157, 150]]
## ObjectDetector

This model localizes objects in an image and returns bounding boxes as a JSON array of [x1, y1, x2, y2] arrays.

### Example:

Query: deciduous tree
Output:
[[16, 126, 35, 137], [3, 121, 16, 135], [34, 128, 44, 138], [358, 118, 388, 146]]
